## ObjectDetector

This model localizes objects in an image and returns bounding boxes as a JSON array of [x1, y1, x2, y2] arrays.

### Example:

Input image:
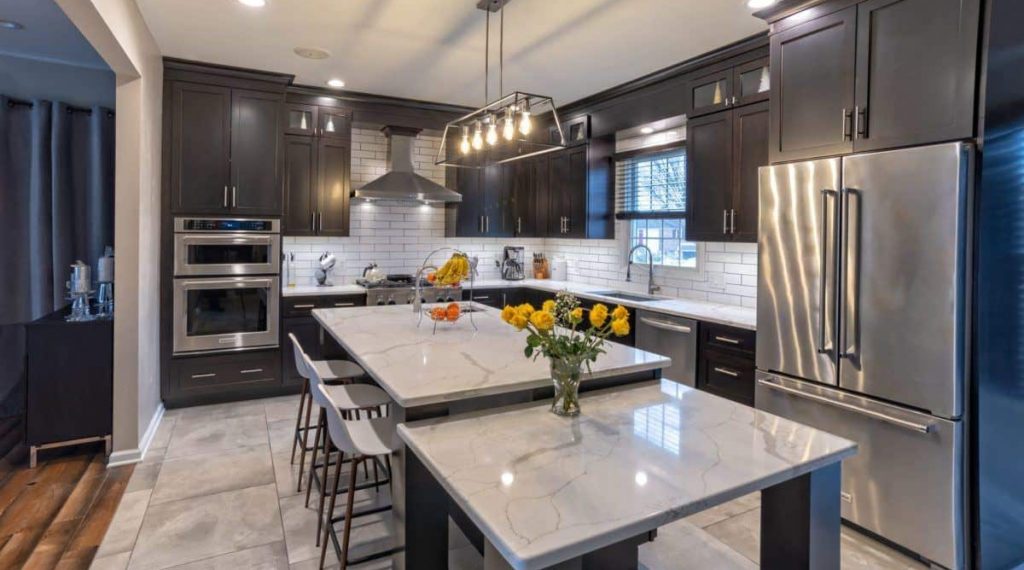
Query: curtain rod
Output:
[[6, 98, 115, 117]]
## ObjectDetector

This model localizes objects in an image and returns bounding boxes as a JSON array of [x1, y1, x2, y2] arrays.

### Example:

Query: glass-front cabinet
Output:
[[285, 104, 317, 136], [733, 58, 770, 106], [318, 109, 351, 140], [689, 69, 733, 117], [687, 56, 770, 117]]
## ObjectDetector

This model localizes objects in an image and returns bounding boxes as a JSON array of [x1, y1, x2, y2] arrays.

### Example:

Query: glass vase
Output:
[[549, 357, 583, 417]]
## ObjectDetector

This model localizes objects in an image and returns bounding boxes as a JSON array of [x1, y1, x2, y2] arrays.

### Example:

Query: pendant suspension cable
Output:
[[484, 9, 490, 105], [499, 4, 504, 96]]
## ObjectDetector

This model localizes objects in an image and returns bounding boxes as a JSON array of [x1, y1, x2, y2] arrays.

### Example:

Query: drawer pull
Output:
[[474, 296, 490, 300], [191, 373, 216, 379], [713, 367, 740, 378], [334, 302, 356, 307], [240, 368, 264, 375], [714, 336, 741, 345], [293, 304, 316, 309]]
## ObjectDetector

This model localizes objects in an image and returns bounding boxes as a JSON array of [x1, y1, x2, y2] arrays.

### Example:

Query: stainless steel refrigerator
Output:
[[755, 142, 971, 570]]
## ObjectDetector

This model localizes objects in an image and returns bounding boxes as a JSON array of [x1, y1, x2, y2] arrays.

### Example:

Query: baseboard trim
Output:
[[107, 403, 165, 467]]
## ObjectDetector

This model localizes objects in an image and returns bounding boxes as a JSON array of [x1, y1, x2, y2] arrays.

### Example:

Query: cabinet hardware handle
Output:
[[485, 216, 489, 233], [714, 367, 740, 378], [855, 106, 867, 138], [475, 296, 490, 300], [722, 210, 729, 234], [191, 373, 216, 379], [333, 302, 355, 307], [318, 212, 323, 233], [639, 317, 692, 334], [714, 335, 741, 345], [232, 186, 237, 207], [564, 217, 570, 233], [311, 212, 317, 232], [516, 217, 522, 235], [240, 368, 264, 374], [842, 108, 853, 141], [223, 186, 229, 208], [730, 209, 736, 234], [293, 304, 315, 309]]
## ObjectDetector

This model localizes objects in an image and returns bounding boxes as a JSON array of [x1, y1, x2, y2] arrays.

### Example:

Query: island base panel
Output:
[[760, 462, 842, 569]]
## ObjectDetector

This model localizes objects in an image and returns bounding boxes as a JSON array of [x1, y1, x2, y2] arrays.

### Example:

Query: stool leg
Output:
[[306, 409, 325, 504], [321, 453, 346, 570], [318, 446, 342, 549], [290, 381, 308, 464], [297, 393, 314, 490], [339, 456, 360, 570]]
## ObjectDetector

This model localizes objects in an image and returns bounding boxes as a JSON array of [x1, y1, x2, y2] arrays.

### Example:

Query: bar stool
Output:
[[311, 381, 402, 570], [288, 333, 366, 492], [299, 352, 392, 548]]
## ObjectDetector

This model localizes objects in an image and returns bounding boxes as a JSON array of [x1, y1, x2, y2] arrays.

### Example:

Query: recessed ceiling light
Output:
[[0, 19, 24, 30], [747, 0, 778, 8], [237, 0, 266, 7], [326, 78, 346, 89], [640, 127, 654, 134], [294, 47, 331, 60]]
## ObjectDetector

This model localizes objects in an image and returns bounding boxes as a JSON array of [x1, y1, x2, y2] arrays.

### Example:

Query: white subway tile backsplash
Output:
[[282, 128, 759, 308]]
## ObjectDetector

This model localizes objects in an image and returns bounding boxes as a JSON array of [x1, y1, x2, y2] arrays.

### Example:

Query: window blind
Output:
[[614, 146, 687, 220]]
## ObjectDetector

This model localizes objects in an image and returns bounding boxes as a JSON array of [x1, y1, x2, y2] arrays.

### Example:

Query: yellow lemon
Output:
[[530, 310, 555, 332], [611, 318, 630, 337], [612, 305, 629, 321]]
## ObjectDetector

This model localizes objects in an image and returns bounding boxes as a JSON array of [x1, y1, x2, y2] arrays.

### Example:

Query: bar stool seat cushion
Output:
[[325, 383, 392, 411], [315, 359, 365, 382]]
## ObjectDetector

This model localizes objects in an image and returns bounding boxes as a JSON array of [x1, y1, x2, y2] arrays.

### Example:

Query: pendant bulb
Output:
[[503, 107, 515, 141], [459, 126, 471, 154], [519, 110, 532, 136], [486, 118, 498, 146], [472, 122, 484, 150]]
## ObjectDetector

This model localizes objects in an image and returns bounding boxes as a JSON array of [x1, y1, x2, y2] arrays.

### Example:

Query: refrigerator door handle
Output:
[[757, 377, 935, 434], [818, 189, 839, 355], [839, 187, 854, 360]]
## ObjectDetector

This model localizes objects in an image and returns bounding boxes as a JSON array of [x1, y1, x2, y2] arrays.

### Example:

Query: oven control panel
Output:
[[174, 217, 280, 233]]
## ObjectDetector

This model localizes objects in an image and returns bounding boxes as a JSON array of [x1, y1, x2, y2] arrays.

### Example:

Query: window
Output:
[[615, 147, 698, 269]]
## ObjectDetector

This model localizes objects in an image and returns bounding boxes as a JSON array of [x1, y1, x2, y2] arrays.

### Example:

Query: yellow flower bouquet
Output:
[[501, 291, 631, 416]]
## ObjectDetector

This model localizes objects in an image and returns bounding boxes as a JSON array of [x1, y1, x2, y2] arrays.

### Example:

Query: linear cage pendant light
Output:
[[436, 0, 566, 169]]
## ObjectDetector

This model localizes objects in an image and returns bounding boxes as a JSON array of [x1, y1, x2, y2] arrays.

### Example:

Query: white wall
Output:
[[57, 0, 163, 461], [285, 128, 758, 308], [0, 53, 115, 108]]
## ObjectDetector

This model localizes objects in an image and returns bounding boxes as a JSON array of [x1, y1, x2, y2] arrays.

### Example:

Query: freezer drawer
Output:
[[756, 372, 964, 569]]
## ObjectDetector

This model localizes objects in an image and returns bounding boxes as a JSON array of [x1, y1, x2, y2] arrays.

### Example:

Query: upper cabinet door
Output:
[[853, 0, 979, 152], [769, 7, 857, 164], [565, 146, 589, 238], [731, 102, 769, 242], [532, 155, 551, 238], [284, 104, 317, 137], [686, 110, 734, 241], [282, 135, 317, 235], [317, 138, 351, 236], [455, 168, 484, 237], [688, 68, 734, 117], [511, 160, 536, 237], [230, 89, 283, 215], [318, 109, 352, 140], [170, 82, 232, 213], [547, 150, 572, 236], [733, 57, 771, 107]]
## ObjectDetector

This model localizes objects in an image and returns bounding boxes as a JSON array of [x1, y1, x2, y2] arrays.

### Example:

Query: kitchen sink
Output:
[[589, 291, 660, 303]]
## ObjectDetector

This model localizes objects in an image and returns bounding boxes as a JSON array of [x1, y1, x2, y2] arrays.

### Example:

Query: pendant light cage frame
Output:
[[435, 91, 566, 169]]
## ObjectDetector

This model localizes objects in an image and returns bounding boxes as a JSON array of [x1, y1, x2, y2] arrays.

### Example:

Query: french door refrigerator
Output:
[[755, 142, 971, 570]]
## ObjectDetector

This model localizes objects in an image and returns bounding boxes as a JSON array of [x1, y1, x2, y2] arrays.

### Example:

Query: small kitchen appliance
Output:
[[316, 252, 337, 286], [66, 260, 94, 322], [501, 247, 525, 281]]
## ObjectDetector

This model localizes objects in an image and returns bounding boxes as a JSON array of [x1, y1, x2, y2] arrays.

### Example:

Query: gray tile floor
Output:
[[91, 395, 927, 570]]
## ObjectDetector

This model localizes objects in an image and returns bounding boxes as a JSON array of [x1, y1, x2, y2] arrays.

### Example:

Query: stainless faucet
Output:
[[626, 244, 661, 296]]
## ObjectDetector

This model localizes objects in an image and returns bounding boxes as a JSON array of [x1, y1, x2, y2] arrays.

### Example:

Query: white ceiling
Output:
[[136, 0, 766, 107], [0, 0, 108, 69]]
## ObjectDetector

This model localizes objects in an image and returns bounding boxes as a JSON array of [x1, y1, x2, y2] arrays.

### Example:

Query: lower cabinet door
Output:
[[173, 350, 280, 394], [697, 348, 755, 406]]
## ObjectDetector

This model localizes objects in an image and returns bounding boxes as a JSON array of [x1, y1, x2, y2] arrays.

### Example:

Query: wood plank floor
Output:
[[0, 417, 133, 570]]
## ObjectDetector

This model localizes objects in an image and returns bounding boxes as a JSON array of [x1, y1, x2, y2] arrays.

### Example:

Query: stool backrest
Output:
[[312, 383, 360, 455], [301, 351, 328, 409], [288, 333, 311, 380]]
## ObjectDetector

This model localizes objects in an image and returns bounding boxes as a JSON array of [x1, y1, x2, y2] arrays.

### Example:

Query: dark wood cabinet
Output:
[[453, 165, 510, 237], [284, 103, 317, 136], [697, 322, 756, 407], [688, 68, 734, 117], [510, 159, 536, 237], [172, 350, 280, 396], [170, 82, 232, 213], [280, 294, 365, 382], [686, 110, 734, 241], [318, 108, 352, 140], [688, 57, 770, 118], [454, 168, 485, 237], [732, 57, 771, 107], [731, 102, 769, 241], [769, 0, 979, 162], [170, 82, 283, 215], [769, 7, 857, 164], [282, 109, 352, 236], [852, 0, 979, 152]]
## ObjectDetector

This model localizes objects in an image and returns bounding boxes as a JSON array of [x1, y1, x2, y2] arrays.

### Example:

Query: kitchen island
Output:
[[400, 380, 857, 569], [313, 303, 671, 567]]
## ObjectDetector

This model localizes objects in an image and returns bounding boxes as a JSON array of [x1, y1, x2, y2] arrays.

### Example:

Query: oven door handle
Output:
[[179, 234, 276, 246], [178, 277, 276, 289]]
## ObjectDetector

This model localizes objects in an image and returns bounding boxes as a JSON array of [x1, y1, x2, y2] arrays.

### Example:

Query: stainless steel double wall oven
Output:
[[172, 218, 281, 354]]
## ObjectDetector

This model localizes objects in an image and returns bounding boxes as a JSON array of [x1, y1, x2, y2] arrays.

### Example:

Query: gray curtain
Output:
[[0, 96, 114, 416]]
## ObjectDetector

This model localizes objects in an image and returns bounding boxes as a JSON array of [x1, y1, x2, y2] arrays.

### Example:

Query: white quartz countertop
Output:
[[399, 380, 857, 570], [291, 278, 756, 330], [312, 304, 671, 408]]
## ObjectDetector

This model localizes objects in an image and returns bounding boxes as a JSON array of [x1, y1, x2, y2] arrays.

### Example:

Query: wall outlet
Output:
[[707, 272, 726, 291]]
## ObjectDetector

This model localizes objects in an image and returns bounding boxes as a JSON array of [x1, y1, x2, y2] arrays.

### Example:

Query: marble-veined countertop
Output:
[[399, 379, 857, 570], [312, 304, 671, 408]]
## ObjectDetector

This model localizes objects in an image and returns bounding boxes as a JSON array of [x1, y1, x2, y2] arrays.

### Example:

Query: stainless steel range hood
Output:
[[353, 126, 462, 203]]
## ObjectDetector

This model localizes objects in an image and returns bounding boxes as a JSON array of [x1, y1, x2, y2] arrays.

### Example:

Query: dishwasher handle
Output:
[[638, 316, 692, 334]]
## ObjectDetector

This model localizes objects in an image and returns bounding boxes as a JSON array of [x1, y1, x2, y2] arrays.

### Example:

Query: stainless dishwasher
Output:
[[635, 310, 697, 386]]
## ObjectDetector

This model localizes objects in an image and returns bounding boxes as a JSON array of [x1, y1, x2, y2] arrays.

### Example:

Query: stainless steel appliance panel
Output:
[[756, 371, 964, 570], [757, 158, 842, 386], [840, 143, 970, 418], [173, 233, 280, 276], [173, 276, 280, 354], [636, 310, 696, 386]]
